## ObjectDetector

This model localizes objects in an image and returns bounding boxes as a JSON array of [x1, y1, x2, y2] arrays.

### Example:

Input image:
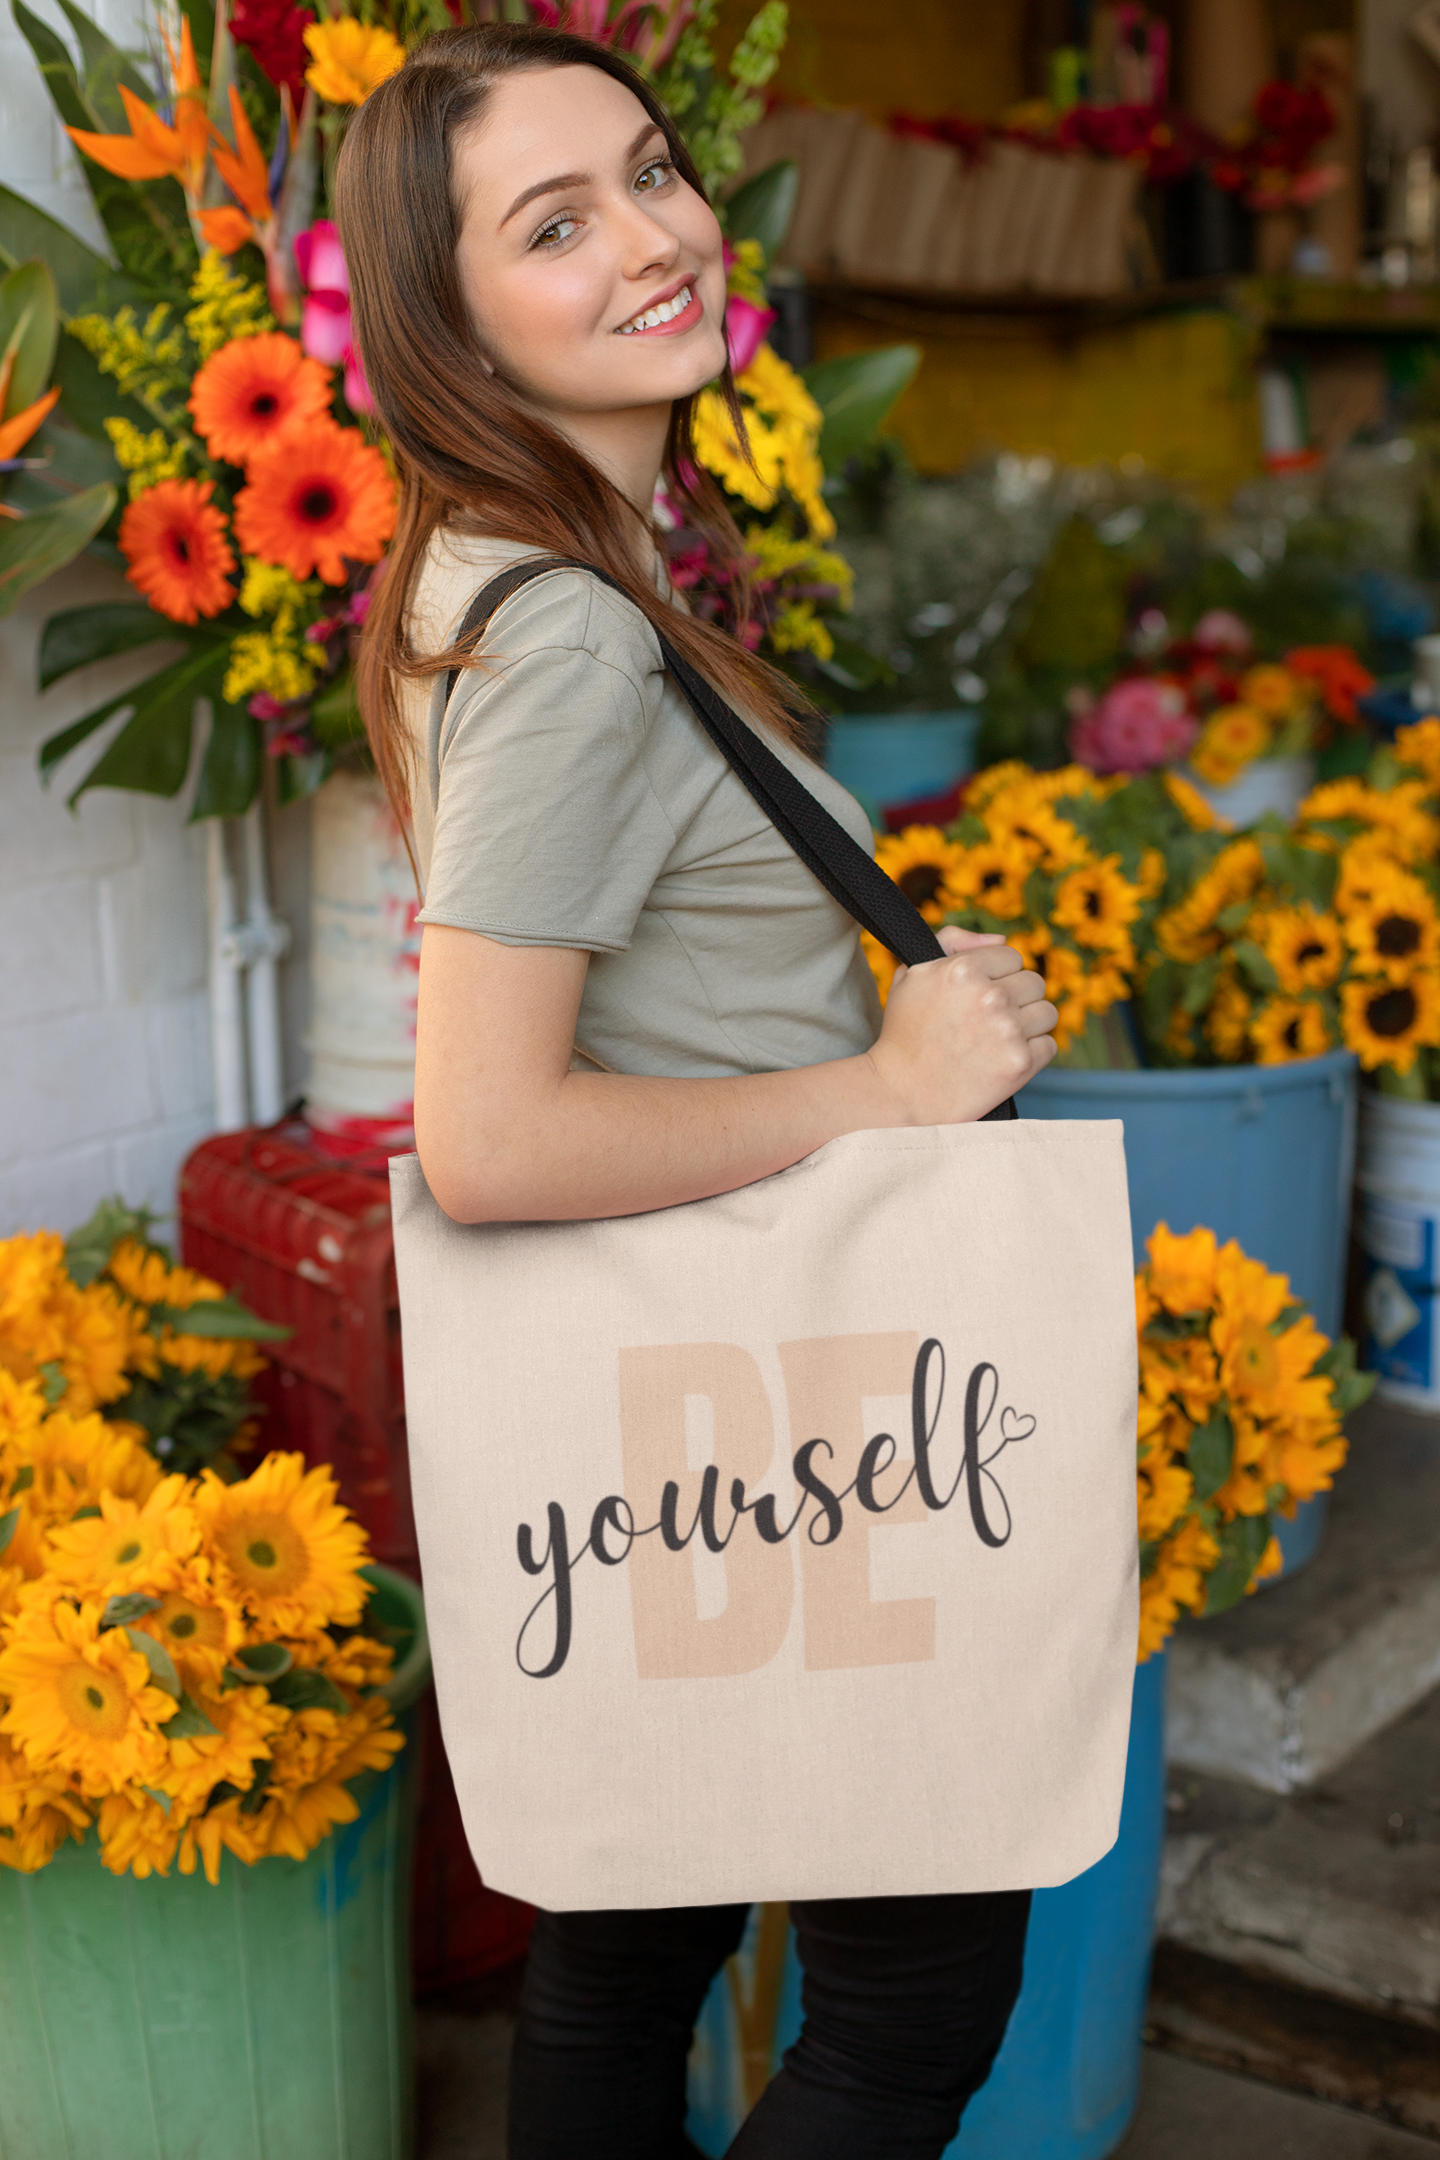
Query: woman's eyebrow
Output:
[[499, 122, 666, 229]]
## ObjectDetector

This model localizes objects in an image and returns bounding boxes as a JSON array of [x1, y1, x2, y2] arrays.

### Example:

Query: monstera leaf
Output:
[[803, 345, 921, 473]]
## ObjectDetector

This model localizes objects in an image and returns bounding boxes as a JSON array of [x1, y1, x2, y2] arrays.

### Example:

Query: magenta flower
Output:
[[1191, 609, 1253, 657], [1069, 676, 1198, 775], [726, 293, 777, 375], [293, 218, 374, 414]]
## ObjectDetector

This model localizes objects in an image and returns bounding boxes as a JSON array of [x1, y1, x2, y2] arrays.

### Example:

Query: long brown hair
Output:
[[335, 22, 812, 818]]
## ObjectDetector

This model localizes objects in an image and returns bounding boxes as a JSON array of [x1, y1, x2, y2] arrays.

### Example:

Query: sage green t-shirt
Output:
[[404, 526, 882, 1079]]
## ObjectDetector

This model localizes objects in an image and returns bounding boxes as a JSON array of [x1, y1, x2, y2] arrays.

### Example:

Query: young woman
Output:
[[337, 26, 1058, 2158]]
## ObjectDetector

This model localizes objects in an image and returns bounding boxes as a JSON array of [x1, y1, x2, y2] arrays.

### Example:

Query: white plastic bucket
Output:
[[1184, 753, 1315, 827], [304, 771, 419, 1149], [1356, 1090, 1440, 1411]]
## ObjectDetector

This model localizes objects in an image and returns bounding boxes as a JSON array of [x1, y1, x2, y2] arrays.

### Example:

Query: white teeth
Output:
[[619, 285, 692, 335]]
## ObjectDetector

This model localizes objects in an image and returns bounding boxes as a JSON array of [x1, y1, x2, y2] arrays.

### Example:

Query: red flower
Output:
[[230, 0, 314, 112]]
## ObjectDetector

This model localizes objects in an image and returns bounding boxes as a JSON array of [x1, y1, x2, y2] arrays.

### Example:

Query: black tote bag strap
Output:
[[444, 555, 1016, 1120]]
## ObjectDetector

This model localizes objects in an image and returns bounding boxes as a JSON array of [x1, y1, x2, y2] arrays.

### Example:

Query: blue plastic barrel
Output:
[[685, 1657, 1168, 2160], [1021, 1046, 1357, 1572], [823, 712, 983, 824]]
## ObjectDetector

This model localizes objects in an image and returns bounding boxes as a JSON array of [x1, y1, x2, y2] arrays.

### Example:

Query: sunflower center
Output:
[[899, 866, 942, 905], [1296, 940, 1324, 965], [220, 1511, 309, 1597], [1367, 985, 1419, 1036], [168, 1613, 196, 1639], [155, 1594, 224, 1649], [1376, 913, 1421, 958], [1283, 1018, 1301, 1050], [57, 1661, 129, 1741], [1084, 889, 1102, 917], [250, 392, 279, 417], [980, 868, 1005, 891], [1231, 1319, 1280, 1390], [116, 1540, 142, 1565], [300, 485, 338, 524]]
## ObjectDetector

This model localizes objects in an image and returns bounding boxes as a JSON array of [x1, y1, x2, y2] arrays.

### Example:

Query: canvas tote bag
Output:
[[391, 560, 1139, 1912]]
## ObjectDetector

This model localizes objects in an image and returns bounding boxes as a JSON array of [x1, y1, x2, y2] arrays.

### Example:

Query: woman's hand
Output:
[[865, 928, 1058, 1127]]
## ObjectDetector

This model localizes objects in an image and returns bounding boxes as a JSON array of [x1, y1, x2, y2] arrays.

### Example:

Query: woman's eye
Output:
[[533, 215, 577, 250], [634, 160, 675, 195]]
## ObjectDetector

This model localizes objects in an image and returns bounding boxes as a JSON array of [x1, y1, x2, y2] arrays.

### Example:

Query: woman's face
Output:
[[452, 65, 729, 429]]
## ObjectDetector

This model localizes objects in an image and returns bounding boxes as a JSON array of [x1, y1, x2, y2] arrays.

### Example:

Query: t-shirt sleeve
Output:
[[417, 577, 678, 953]]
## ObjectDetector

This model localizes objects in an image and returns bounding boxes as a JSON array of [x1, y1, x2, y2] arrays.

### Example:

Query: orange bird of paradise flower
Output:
[[65, 20, 271, 254]]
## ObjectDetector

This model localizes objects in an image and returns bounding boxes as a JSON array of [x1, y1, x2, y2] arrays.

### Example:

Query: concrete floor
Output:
[[414, 2012, 1440, 2158]]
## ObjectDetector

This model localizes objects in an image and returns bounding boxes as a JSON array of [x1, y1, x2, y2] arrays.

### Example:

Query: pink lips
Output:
[[619, 283, 704, 338]]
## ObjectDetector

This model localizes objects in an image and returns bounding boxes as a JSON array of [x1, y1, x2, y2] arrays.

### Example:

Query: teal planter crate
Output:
[[823, 712, 983, 824], [0, 1565, 429, 2160], [686, 1656, 1168, 2160], [1022, 1047, 1358, 1572]]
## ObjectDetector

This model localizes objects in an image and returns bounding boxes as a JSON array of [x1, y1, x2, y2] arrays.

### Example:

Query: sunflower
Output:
[[875, 827, 970, 925], [94, 1790, 180, 1879], [119, 478, 235, 624], [156, 1677, 287, 1817], [303, 17, 404, 104], [188, 332, 332, 466], [943, 839, 1031, 920], [1340, 973, 1440, 1073], [1137, 847, 1167, 899], [47, 1477, 199, 1592], [1162, 771, 1223, 831], [0, 1734, 90, 1873], [1238, 663, 1304, 720], [106, 1241, 225, 1314], [116, 1551, 246, 1682], [860, 928, 899, 1009], [1394, 716, 1440, 787], [1254, 904, 1343, 993], [194, 1452, 370, 1635], [1035, 943, 1091, 1050], [1250, 996, 1332, 1065], [1341, 869, 1440, 983], [233, 421, 395, 584], [0, 1595, 174, 1795], [1303, 778, 1440, 864], [253, 1698, 404, 1863], [1156, 839, 1266, 962], [1189, 703, 1271, 786], [1050, 855, 1141, 953], [1145, 1223, 1218, 1316], [1205, 968, 1252, 1060], [1138, 1514, 1218, 1663], [986, 796, 1090, 874]]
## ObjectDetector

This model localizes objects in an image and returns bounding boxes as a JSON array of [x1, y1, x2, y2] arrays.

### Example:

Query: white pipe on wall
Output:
[[206, 819, 249, 1133], [240, 800, 290, 1125]]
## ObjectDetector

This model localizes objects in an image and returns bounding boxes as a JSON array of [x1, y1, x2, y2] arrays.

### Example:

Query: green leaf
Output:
[[152, 1293, 290, 1342], [1312, 1334, 1378, 1414], [803, 345, 921, 473], [161, 1690, 221, 1739], [11, 1465, 34, 1494], [309, 667, 364, 749], [54, 0, 157, 127], [11, 1, 95, 136], [276, 748, 331, 804], [123, 1625, 181, 1698], [268, 1667, 349, 1715], [39, 603, 179, 690], [0, 258, 60, 420], [238, 1758, 272, 1814], [47, 639, 230, 804], [52, 327, 152, 442], [190, 697, 261, 819], [1232, 937, 1279, 996], [1202, 1515, 1272, 1616], [64, 1193, 158, 1284], [0, 183, 138, 316], [233, 1641, 292, 1682], [1180, 953, 1221, 1019], [70, 1504, 101, 1519], [38, 1362, 67, 1404], [101, 1591, 162, 1628], [142, 1785, 172, 1815], [720, 158, 798, 261], [0, 484, 116, 620], [0, 1506, 19, 1558], [1186, 1410, 1234, 1503]]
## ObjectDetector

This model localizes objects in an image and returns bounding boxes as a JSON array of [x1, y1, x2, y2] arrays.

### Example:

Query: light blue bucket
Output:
[[686, 1656, 1168, 2160], [1022, 1046, 1358, 1573], [823, 712, 983, 824]]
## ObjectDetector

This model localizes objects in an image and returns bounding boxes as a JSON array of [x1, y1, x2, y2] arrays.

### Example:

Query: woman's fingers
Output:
[[1018, 997, 1059, 1039]]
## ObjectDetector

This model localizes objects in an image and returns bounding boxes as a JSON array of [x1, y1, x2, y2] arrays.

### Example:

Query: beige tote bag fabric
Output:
[[391, 1116, 1138, 1912]]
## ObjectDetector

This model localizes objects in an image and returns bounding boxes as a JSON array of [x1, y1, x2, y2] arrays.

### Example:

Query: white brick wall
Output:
[[0, 0, 311, 1243]]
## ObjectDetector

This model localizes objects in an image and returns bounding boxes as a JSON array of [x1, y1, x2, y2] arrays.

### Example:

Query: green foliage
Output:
[[0, 181, 141, 316], [1186, 1410, 1234, 1503], [65, 1194, 162, 1285], [804, 346, 920, 475], [191, 697, 263, 819], [111, 1364, 257, 1478], [0, 483, 115, 619], [39, 601, 175, 689], [40, 638, 230, 804], [1312, 1336, 1377, 1417], [1202, 1515, 1273, 1616], [0, 258, 59, 416], [150, 1294, 288, 1342], [719, 158, 797, 261], [653, 0, 787, 198], [1016, 516, 1128, 676]]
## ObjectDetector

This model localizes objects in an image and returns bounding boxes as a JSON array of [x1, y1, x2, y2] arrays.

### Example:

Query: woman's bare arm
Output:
[[415, 923, 1058, 1223]]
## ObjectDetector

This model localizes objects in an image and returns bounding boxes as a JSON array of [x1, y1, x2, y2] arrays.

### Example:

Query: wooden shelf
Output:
[[803, 274, 1440, 339]]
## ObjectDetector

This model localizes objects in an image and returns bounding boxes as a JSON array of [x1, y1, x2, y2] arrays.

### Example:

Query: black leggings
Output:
[[508, 1889, 1032, 2160]]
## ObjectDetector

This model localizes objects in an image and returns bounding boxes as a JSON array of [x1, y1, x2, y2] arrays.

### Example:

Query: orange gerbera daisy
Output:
[[233, 422, 396, 584], [118, 478, 235, 624], [189, 333, 332, 465]]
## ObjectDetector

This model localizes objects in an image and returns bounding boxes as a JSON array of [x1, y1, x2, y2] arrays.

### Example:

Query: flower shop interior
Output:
[[1, 0, 1439, 2154]]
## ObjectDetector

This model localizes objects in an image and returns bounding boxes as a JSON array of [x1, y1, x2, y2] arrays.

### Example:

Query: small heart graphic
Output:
[[1000, 1407, 1036, 1444]]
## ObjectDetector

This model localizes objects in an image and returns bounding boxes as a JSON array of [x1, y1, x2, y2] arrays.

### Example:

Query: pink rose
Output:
[[1069, 676, 1198, 775], [725, 293, 777, 376]]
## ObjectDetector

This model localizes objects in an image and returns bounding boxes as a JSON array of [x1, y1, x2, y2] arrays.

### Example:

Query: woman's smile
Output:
[[616, 280, 701, 337]]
